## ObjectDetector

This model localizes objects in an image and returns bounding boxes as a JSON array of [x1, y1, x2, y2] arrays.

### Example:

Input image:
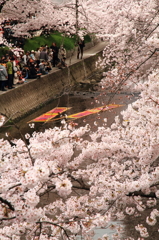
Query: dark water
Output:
[[0, 89, 137, 140]]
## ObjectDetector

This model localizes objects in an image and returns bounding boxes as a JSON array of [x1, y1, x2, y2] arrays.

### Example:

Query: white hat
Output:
[[31, 50, 35, 53]]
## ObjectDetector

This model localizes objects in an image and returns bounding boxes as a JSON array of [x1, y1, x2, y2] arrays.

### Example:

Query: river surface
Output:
[[0, 89, 138, 140], [0, 81, 141, 239]]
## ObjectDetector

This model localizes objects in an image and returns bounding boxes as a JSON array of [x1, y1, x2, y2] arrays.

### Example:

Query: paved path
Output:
[[0, 41, 107, 96]]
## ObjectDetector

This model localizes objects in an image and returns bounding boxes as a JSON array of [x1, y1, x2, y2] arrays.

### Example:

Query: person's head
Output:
[[39, 61, 43, 66], [11, 56, 15, 61], [1, 57, 6, 63]]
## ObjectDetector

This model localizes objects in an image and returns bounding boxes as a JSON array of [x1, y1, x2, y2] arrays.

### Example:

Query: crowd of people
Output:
[[0, 43, 67, 91]]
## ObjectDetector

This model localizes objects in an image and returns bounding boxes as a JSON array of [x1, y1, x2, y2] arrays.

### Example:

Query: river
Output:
[[0, 86, 138, 141], [0, 76, 141, 239]]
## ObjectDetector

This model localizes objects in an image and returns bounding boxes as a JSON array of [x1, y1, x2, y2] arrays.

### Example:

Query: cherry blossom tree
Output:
[[98, 0, 159, 92], [0, 0, 80, 39], [1, 70, 159, 239], [1, 0, 159, 239]]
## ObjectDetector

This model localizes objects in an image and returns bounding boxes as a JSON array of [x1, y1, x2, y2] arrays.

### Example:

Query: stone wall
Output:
[[0, 50, 102, 121]]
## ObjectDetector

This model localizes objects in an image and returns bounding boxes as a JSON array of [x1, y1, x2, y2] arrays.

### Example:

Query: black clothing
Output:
[[29, 64, 37, 79], [8, 74, 14, 88], [50, 45, 59, 67], [77, 40, 85, 59]]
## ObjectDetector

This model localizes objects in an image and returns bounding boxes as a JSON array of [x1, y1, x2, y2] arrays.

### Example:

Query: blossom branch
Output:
[[36, 221, 71, 240], [127, 191, 156, 198], [8, 183, 22, 191], [0, 216, 16, 222], [0, 197, 15, 211], [0, 113, 34, 164], [69, 175, 90, 190], [108, 48, 158, 104]]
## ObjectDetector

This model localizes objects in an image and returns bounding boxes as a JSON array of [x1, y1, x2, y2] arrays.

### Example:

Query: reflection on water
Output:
[[94, 221, 124, 239], [76, 221, 124, 240], [0, 90, 135, 140], [0, 91, 97, 139]]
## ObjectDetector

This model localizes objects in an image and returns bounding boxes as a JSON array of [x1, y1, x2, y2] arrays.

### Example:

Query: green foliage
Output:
[[24, 35, 48, 52], [0, 32, 92, 57], [23, 32, 91, 52], [0, 46, 10, 58], [84, 34, 91, 43], [24, 32, 75, 52]]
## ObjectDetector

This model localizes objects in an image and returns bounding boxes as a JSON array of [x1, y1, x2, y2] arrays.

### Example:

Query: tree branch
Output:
[[72, 185, 90, 191], [0, 197, 14, 211], [0, 216, 16, 221], [0, 113, 34, 165], [36, 221, 71, 240], [127, 190, 156, 198], [108, 48, 158, 104]]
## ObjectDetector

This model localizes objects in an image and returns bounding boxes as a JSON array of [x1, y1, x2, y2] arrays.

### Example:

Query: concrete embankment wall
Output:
[[0, 50, 102, 121]]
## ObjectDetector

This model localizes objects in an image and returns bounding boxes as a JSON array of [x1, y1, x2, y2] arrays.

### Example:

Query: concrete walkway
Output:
[[66, 40, 106, 65], [0, 40, 107, 96]]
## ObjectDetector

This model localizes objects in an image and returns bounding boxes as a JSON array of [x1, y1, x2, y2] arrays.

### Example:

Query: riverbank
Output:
[[0, 41, 106, 121]]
